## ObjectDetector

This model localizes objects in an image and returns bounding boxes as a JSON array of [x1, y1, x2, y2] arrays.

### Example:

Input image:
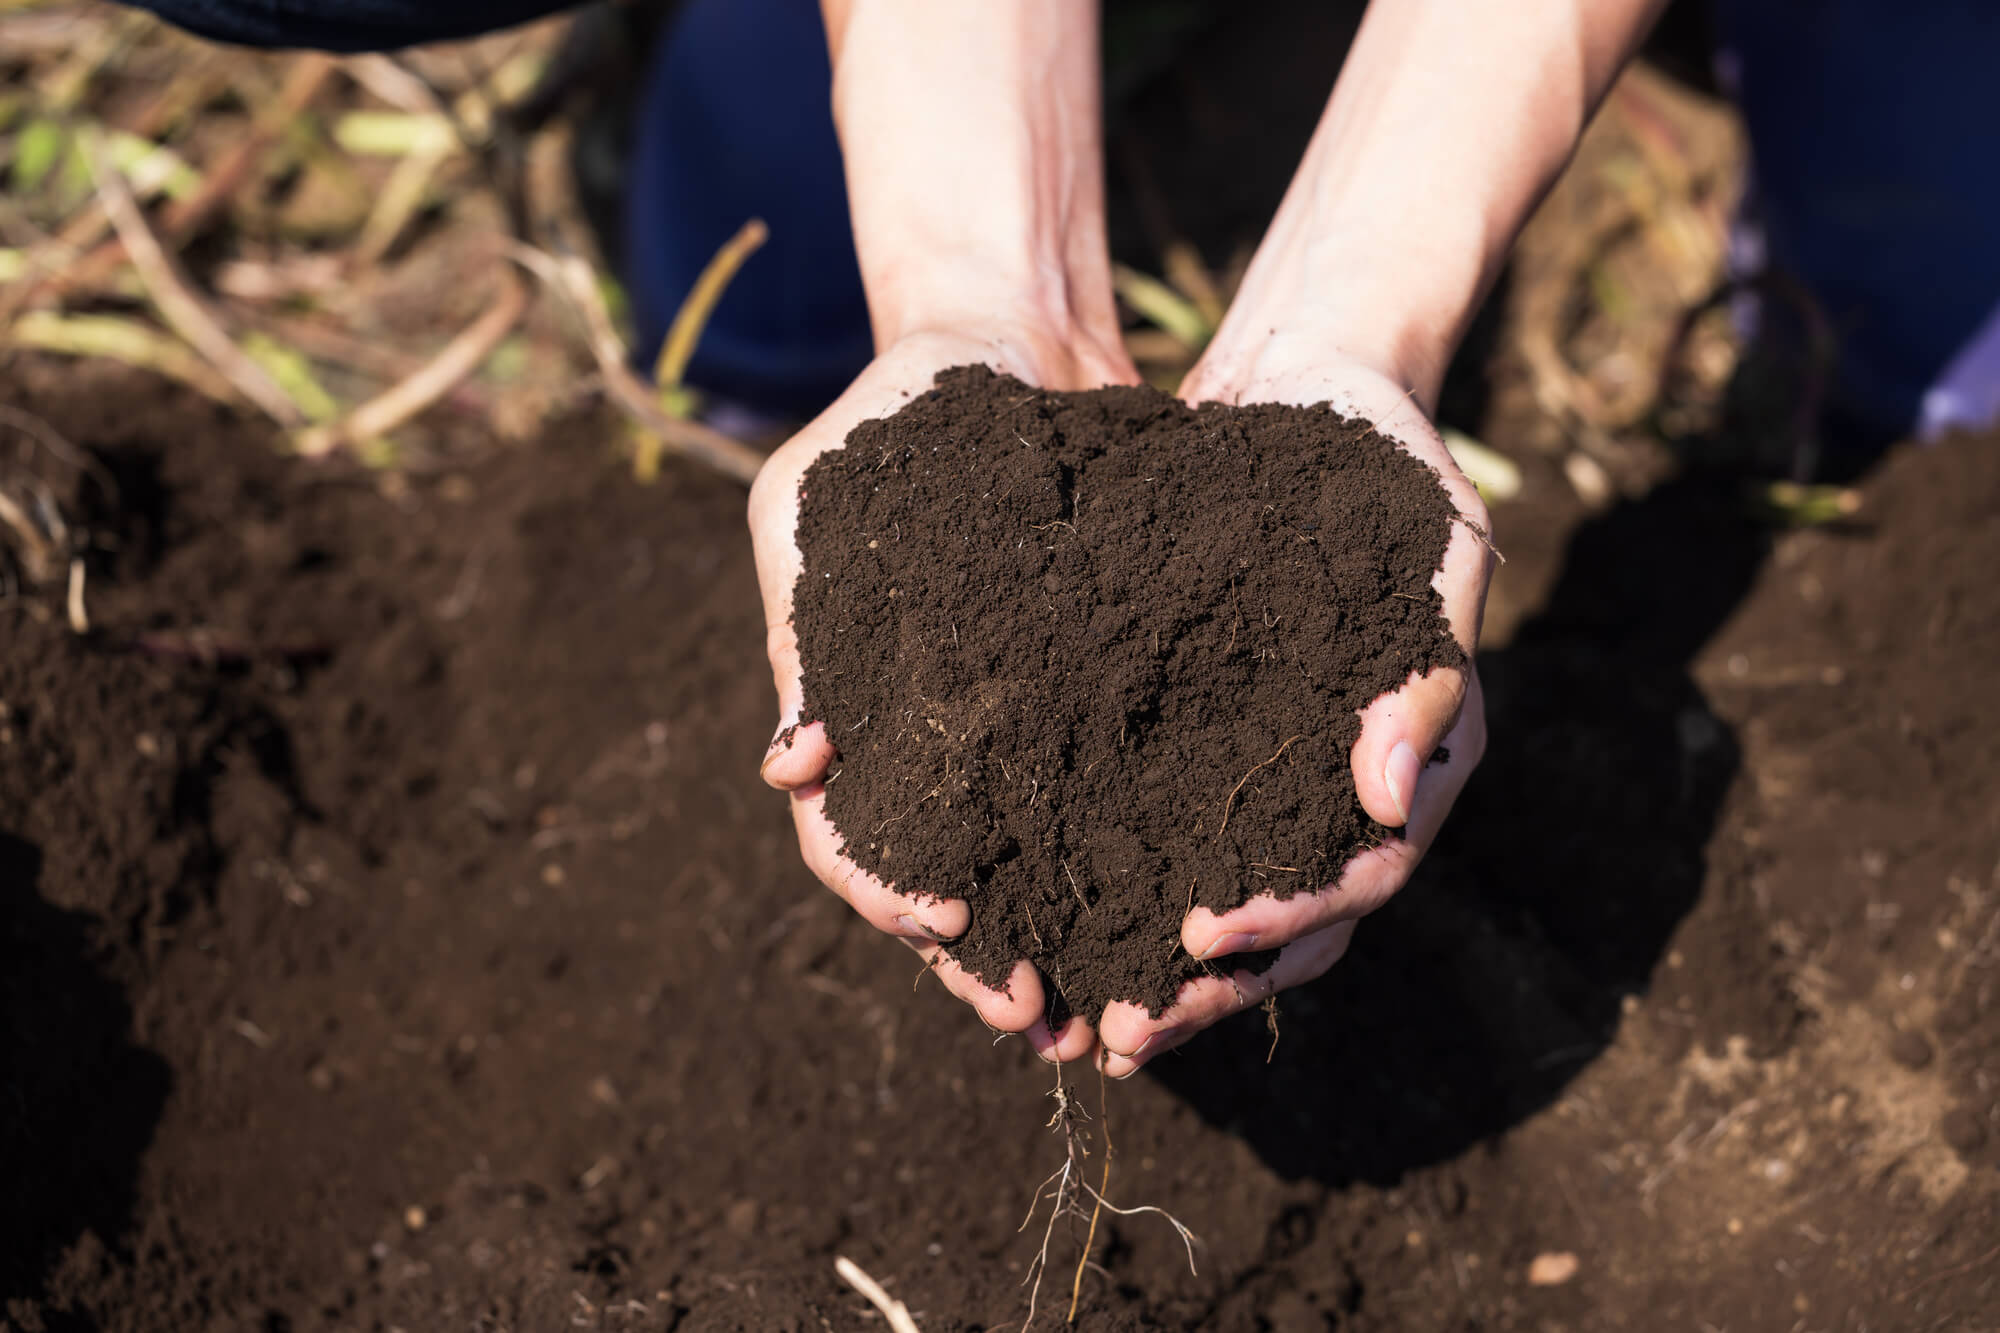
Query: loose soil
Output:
[[792, 366, 1463, 1021], [4, 361, 1998, 1333]]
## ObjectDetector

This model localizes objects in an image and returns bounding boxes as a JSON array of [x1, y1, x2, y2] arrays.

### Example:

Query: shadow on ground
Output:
[[1146, 478, 1769, 1184], [0, 834, 171, 1313]]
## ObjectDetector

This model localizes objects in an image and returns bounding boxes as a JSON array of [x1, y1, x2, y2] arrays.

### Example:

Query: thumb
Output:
[[1350, 664, 1468, 829], [760, 619, 838, 790]]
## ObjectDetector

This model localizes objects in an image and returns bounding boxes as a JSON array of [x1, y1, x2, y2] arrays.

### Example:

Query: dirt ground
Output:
[[5, 3, 2000, 1329], [4, 341, 1998, 1332]]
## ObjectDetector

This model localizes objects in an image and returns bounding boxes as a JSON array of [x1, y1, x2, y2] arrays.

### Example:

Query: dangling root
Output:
[[1066, 1063, 1112, 1322], [1016, 1058, 1199, 1330]]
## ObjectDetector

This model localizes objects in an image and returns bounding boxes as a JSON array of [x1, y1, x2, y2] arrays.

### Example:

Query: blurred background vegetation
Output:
[[0, 0, 1762, 503]]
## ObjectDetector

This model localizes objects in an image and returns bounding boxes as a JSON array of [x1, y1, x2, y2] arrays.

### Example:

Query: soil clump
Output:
[[793, 366, 1464, 1020]]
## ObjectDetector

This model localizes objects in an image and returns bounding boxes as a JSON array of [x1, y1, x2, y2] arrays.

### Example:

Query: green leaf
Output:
[[1112, 263, 1212, 350], [12, 117, 65, 193], [1440, 428, 1523, 502], [243, 333, 339, 424], [333, 110, 457, 158]]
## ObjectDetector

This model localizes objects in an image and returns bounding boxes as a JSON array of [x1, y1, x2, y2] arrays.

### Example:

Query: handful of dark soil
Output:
[[793, 366, 1463, 1023]]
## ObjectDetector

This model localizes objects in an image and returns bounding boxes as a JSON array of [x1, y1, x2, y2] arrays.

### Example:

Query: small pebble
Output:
[[1527, 1251, 1579, 1286], [403, 1205, 427, 1232], [1888, 1030, 1934, 1070], [1941, 1109, 1987, 1154]]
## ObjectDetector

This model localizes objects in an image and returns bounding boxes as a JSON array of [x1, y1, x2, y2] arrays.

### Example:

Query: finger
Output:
[[1099, 921, 1358, 1078], [917, 951, 1048, 1033], [758, 617, 836, 789], [789, 783, 971, 940], [1350, 663, 1468, 828], [1184, 671, 1486, 959], [1025, 1012, 1098, 1064], [1343, 415, 1492, 828], [749, 445, 833, 790]]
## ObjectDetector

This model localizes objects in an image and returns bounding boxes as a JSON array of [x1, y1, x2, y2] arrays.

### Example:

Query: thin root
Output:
[[1017, 1059, 1198, 1331], [1455, 512, 1508, 564], [1215, 735, 1304, 839], [1077, 1182, 1199, 1277], [1066, 1062, 1112, 1323]]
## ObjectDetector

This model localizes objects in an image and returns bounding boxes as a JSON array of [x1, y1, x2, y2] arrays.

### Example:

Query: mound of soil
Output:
[[5, 359, 1997, 1333], [793, 366, 1463, 1019]]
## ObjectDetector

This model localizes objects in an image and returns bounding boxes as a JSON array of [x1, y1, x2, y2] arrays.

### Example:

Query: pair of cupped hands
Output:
[[748, 315, 1494, 1078]]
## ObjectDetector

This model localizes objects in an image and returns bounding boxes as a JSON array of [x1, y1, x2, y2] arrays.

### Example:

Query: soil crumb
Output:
[[793, 365, 1463, 1021]]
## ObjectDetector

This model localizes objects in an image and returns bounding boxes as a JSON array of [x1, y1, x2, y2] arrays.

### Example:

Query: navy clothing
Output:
[[624, 0, 871, 414], [129, 0, 577, 52], [130, 0, 1999, 437], [1716, 0, 2000, 439]]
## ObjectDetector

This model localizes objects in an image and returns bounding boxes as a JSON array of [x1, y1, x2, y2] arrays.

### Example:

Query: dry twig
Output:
[[294, 264, 528, 457], [82, 127, 304, 428], [652, 217, 766, 390], [505, 242, 766, 485], [65, 557, 88, 634], [29, 55, 336, 304], [0, 486, 58, 585], [833, 1256, 922, 1333]]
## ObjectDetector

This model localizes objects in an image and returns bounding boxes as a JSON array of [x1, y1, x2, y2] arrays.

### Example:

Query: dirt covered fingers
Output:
[[787, 782, 1053, 1035], [757, 619, 836, 790], [1181, 669, 1486, 961], [789, 783, 970, 940], [1098, 920, 1359, 1079]]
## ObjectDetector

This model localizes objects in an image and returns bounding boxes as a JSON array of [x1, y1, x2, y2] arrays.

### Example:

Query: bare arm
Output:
[[817, 0, 1128, 374], [751, 0, 1132, 1065], [1187, 0, 1669, 410], [1101, 0, 1667, 1075]]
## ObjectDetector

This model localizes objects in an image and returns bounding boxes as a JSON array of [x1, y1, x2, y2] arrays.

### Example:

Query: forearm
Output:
[[1194, 0, 1667, 409], [821, 0, 1121, 354]]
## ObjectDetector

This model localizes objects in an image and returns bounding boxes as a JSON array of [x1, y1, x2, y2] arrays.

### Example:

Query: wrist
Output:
[[1188, 0, 1663, 412], [825, 0, 1124, 366], [1185, 247, 1464, 413], [878, 310, 1136, 396]]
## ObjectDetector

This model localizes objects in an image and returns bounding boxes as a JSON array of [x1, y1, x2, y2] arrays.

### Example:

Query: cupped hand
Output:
[[1094, 350, 1495, 1078], [749, 324, 1135, 1065]]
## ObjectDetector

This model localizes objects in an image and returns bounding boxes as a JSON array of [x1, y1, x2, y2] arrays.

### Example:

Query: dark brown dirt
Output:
[[793, 366, 1463, 1021], [4, 362, 1998, 1333]]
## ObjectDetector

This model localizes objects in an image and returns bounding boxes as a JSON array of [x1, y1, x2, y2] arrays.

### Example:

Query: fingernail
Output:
[[1111, 1025, 1182, 1062], [895, 913, 941, 941], [1108, 1026, 1185, 1075], [1198, 931, 1258, 961], [758, 717, 800, 780], [1384, 740, 1421, 826]]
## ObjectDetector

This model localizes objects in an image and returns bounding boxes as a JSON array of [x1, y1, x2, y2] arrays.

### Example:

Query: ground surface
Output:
[[3, 357, 1997, 1333]]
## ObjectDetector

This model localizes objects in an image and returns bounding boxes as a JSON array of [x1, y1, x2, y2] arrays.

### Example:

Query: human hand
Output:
[[750, 326, 1135, 1064], [1091, 350, 1494, 1078]]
